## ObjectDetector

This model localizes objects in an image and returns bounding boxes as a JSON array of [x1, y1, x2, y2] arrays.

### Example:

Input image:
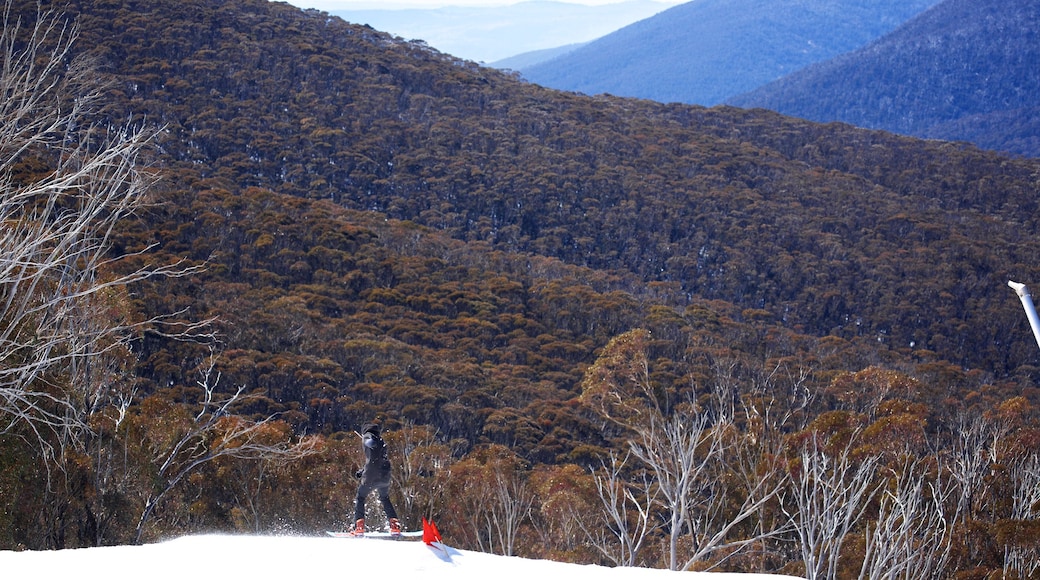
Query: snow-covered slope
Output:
[[0, 534, 805, 580]]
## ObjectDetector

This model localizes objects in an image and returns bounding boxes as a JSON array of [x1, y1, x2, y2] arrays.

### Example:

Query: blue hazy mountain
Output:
[[727, 0, 1040, 157], [518, 0, 938, 106], [492, 42, 588, 70]]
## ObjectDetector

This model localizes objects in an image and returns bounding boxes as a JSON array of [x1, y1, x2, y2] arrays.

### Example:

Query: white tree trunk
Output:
[[789, 437, 879, 580]]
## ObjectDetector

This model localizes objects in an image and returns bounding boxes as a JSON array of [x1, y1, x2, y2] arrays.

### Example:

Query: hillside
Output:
[[727, 0, 1040, 158], [3, 0, 1040, 572], [27, 0, 1040, 444], [518, 0, 937, 105]]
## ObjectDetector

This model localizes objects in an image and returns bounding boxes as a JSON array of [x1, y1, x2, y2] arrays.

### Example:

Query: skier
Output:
[[351, 422, 401, 536]]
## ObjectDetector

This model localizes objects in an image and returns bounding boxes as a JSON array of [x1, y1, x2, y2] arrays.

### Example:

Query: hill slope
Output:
[[2, 0, 1034, 457], [6, 0, 1040, 566], [50, 0, 1040, 387], [518, 0, 937, 105], [491, 42, 587, 70], [727, 0, 1040, 157]]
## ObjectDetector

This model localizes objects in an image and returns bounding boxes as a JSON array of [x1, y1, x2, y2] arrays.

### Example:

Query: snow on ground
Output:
[[0, 534, 805, 580]]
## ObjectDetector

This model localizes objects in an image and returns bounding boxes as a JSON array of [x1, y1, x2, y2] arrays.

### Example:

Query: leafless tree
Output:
[[132, 353, 318, 544], [583, 333, 795, 571], [788, 436, 880, 580], [484, 466, 534, 556], [1004, 453, 1040, 579], [948, 412, 1009, 523], [0, 1, 204, 465], [726, 358, 811, 570], [577, 450, 658, 567], [686, 427, 790, 572], [389, 421, 451, 527], [629, 407, 726, 570], [858, 457, 959, 580]]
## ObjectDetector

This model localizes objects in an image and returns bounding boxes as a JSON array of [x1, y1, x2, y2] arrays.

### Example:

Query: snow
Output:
[[0, 534, 805, 580]]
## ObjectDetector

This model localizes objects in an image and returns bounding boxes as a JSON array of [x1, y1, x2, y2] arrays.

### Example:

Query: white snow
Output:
[[0, 534, 805, 580]]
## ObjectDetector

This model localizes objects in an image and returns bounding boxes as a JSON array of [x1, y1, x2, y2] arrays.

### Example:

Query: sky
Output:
[[281, 0, 686, 62], [285, 0, 666, 9], [0, 533, 806, 580]]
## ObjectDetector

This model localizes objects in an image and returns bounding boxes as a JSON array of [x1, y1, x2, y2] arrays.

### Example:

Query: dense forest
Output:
[[2, 0, 1040, 577]]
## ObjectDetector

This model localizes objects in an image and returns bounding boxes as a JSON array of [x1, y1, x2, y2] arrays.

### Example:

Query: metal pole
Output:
[[1008, 280, 1040, 351]]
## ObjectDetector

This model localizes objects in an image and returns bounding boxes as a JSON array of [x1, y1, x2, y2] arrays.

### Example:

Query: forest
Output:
[[1, 0, 1040, 577]]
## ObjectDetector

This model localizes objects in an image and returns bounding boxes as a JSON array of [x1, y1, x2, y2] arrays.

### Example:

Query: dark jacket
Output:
[[359, 431, 391, 487]]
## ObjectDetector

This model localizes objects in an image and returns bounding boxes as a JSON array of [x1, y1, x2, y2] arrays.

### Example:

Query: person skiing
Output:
[[351, 422, 400, 536]]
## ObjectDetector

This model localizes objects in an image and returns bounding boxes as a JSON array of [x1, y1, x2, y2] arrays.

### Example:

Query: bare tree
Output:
[[132, 353, 318, 544], [388, 421, 452, 527], [629, 408, 726, 570], [1004, 453, 1040, 579], [858, 457, 959, 580], [0, 1, 203, 464], [577, 451, 658, 567], [682, 427, 790, 572], [788, 436, 880, 580], [948, 412, 1009, 523], [485, 467, 534, 556], [712, 358, 808, 571], [583, 332, 794, 571], [446, 447, 534, 556]]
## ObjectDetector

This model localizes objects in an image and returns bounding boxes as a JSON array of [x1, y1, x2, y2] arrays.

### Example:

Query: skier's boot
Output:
[[351, 518, 365, 536], [389, 518, 402, 537]]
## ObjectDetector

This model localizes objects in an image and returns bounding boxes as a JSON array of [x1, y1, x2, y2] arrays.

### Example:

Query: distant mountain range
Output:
[[516, 0, 938, 106], [727, 0, 1040, 158], [492, 42, 588, 71], [331, 0, 675, 63]]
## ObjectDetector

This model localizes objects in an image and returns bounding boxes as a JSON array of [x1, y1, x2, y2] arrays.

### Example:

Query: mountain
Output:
[[726, 0, 1040, 158], [518, 0, 938, 105], [6, 0, 1040, 567], [28, 0, 1040, 432], [331, 0, 675, 63], [491, 42, 588, 70]]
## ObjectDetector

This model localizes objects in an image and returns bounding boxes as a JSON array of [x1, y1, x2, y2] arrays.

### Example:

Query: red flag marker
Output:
[[422, 517, 442, 546]]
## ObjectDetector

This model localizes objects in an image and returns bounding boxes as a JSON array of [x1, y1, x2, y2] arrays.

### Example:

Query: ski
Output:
[[326, 530, 423, 539]]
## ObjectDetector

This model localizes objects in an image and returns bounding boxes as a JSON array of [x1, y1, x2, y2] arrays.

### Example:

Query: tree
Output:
[[580, 328, 663, 428], [627, 403, 786, 572], [857, 456, 959, 580], [525, 463, 601, 561], [629, 408, 721, 571], [578, 450, 657, 567], [788, 435, 879, 580], [0, 0, 201, 463], [444, 445, 533, 556], [130, 352, 318, 544], [582, 329, 792, 571], [387, 421, 452, 528], [1002, 452, 1040, 579]]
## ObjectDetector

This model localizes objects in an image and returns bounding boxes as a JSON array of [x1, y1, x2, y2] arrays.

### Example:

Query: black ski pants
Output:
[[354, 480, 397, 522]]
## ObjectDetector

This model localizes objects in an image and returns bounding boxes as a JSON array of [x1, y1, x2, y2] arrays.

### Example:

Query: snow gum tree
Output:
[[0, 0, 204, 461], [0, 1, 210, 547], [580, 328, 790, 571]]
